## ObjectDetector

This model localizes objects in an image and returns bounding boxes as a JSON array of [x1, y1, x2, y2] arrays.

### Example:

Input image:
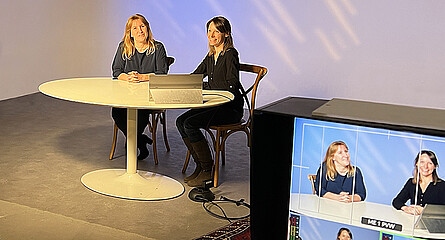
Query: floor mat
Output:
[[194, 217, 250, 240]]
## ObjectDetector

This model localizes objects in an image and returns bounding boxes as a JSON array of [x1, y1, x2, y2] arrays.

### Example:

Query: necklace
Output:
[[334, 162, 348, 176], [135, 43, 148, 52], [337, 167, 348, 176], [419, 179, 432, 193]]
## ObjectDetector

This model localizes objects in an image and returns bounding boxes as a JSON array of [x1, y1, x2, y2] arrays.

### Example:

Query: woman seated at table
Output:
[[176, 16, 244, 187], [111, 14, 168, 160], [314, 141, 366, 202], [392, 150, 445, 215]]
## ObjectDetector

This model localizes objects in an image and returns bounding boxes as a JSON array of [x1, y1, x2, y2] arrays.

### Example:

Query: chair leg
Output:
[[182, 150, 191, 173], [109, 124, 118, 160], [246, 128, 252, 147], [151, 114, 159, 165], [161, 111, 170, 152], [213, 130, 222, 188], [220, 133, 227, 166], [204, 128, 217, 150]]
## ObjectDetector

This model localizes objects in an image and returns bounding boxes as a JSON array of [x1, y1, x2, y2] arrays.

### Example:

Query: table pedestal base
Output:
[[81, 169, 184, 200]]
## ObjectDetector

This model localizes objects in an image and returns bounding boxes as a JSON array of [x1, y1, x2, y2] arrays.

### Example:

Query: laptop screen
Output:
[[415, 204, 445, 233], [149, 74, 203, 104], [149, 74, 202, 89]]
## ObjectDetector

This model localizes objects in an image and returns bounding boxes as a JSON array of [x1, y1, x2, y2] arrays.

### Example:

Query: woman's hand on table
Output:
[[128, 71, 141, 83], [401, 205, 424, 215], [117, 72, 154, 83], [129, 72, 154, 82]]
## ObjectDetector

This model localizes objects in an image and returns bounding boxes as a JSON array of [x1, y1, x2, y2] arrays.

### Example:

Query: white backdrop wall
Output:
[[1, 0, 445, 110]]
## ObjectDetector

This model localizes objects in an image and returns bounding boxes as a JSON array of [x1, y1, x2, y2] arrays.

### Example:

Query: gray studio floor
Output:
[[0, 93, 250, 240]]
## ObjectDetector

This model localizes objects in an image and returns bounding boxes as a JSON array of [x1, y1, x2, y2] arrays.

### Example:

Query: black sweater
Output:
[[392, 178, 445, 210], [193, 48, 243, 113], [112, 41, 168, 78]]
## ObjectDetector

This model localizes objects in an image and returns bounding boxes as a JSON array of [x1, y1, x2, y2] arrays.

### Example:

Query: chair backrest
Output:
[[307, 174, 316, 195], [239, 63, 267, 125], [167, 57, 175, 67]]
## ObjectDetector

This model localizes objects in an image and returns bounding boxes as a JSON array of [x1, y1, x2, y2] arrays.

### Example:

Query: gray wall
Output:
[[1, 0, 445, 110]]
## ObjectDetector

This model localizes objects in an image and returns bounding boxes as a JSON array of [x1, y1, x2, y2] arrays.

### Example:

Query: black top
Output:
[[112, 41, 168, 78], [392, 178, 445, 210], [314, 163, 367, 200], [193, 48, 243, 112]]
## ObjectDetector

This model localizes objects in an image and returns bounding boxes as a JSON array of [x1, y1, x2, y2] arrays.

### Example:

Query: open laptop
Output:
[[415, 204, 445, 233], [149, 74, 203, 104]]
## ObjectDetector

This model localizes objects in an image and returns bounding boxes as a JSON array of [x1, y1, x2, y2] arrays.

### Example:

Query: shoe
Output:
[[182, 137, 202, 183], [187, 170, 212, 187], [137, 146, 149, 160], [186, 139, 213, 187], [137, 134, 150, 160], [143, 134, 153, 145], [137, 147, 149, 160], [184, 165, 202, 183], [190, 139, 213, 170], [125, 135, 151, 148]]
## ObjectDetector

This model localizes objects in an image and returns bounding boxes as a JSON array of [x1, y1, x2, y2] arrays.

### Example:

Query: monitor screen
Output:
[[288, 117, 445, 240]]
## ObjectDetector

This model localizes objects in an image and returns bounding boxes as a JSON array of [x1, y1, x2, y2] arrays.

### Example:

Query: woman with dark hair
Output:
[[337, 228, 352, 240], [176, 16, 243, 187], [392, 150, 445, 215], [111, 14, 168, 160], [314, 141, 366, 202]]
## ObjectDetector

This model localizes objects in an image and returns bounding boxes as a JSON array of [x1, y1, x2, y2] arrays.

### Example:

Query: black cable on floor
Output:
[[200, 196, 250, 223]]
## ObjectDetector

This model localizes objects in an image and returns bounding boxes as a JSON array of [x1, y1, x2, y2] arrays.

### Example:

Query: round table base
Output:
[[81, 169, 184, 201]]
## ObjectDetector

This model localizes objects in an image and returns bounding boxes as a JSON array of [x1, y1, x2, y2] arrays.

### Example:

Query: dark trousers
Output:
[[111, 107, 152, 141], [176, 105, 243, 143]]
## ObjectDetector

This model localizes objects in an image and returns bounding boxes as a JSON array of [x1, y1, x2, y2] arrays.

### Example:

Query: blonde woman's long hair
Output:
[[121, 14, 156, 59], [206, 16, 234, 56], [323, 141, 355, 181]]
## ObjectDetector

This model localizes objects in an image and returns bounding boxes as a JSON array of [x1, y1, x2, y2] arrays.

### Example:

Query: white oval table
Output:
[[290, 193, 445, 239], [39, 77, 233, 201]]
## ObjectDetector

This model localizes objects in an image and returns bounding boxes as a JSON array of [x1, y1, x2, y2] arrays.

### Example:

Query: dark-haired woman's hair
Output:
[[206, 16, 234, 56], [413, 150, 441, 184], [337, 227, 352, 240]]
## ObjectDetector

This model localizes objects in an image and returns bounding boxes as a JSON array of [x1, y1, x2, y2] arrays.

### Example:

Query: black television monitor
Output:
[[289, 117, 445, 239], [250, 97, 445, 240]]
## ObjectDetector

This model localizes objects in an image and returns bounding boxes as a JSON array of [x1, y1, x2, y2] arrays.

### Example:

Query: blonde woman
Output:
[[111, 14, 168, 160], [314, 141, 366, 202], [392, 150, 445, 215]]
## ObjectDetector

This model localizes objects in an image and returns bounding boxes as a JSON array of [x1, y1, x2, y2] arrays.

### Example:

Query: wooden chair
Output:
[[182, 63, 268, 187], [109, 57, 175, 164], [308, 174, 317, 195]]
